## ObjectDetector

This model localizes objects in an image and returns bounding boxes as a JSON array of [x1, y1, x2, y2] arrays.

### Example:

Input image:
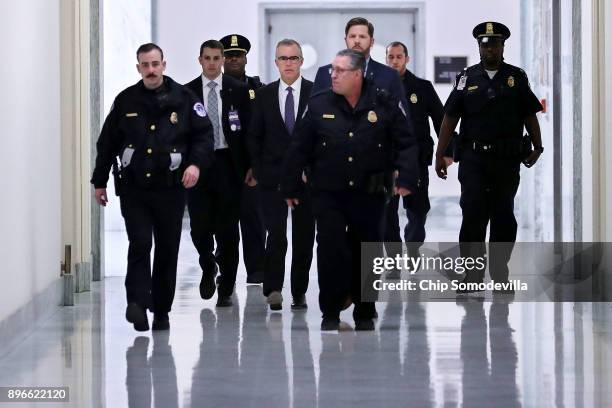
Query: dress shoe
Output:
[[216, 295, 233, 307], [266, 291, 283, 311], [199, 272, 216, 300], [321, 316, 340, 331], [152, 313, 170, 331], [354, 318, 375, 331], [291, 295, 307, 310], [126, 303, 149, 332]]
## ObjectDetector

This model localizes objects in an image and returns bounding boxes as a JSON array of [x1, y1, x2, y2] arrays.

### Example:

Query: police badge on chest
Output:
[[228, 110, 241, 131]]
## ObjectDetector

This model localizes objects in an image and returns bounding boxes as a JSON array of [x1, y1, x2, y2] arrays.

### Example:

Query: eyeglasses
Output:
[[330, 66, 358, 75], [276, 56, 302, 62]]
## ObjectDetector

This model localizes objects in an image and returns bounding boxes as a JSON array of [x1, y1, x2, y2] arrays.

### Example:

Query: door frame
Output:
[[258, 2, 426, 82]]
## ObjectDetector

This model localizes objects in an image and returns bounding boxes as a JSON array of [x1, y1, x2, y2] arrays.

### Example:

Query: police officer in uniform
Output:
[[384, 41, 453, 272], [282, 49, 419, 331], [219, 34, 266, 284], [435, 22, 543, 291], [91, 43, 213, 331]]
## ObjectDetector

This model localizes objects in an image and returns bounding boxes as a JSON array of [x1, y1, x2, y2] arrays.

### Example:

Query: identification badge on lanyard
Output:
[[228, 110, 241, 132]]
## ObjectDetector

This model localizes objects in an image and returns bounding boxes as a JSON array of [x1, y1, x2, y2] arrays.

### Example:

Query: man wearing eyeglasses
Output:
[[282, 49, 419, 331], [247, 39, 314, 311]]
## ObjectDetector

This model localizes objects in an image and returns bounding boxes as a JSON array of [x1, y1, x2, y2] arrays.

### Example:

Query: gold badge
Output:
[[125, 112, 138, 117], [231, 35, 238, 47], [486, 23, 494, 35], [410, 93, 418, 104], [249, 89, 255, 100], [367, 111, 378, 123], [322, 114, 335, 119], [507, 76, 515, 88], [170, 112, 178, 124]]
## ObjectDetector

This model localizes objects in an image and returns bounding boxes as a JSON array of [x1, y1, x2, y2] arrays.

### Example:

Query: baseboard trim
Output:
[[0, 279, 64, 359]]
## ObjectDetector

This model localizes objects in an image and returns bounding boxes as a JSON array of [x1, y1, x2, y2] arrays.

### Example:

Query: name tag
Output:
[[322, 114, 335, 119], [125, 113, 138, 117], [228, 110, 241, 131], [468, 86, 479, 91]]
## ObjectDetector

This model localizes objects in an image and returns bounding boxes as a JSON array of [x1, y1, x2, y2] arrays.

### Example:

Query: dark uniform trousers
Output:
[[188, 149, 242, 296], [458, 149, 520, 283], [261, 186, 314, 298], [120, 187, 186, 314], [384, 166, 431, 258], [313, 190, 384, 320]]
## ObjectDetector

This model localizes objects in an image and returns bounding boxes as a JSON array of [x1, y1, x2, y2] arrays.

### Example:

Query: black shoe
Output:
[[199, 272, 216, 300], [216, 295, 233, 307], [321, 316, 340, 331], [152, 313, 170, 331], [246, 273, 264, 285], [126, 303, 149, 332], [354, 318, 375, 331], [291, 295, 307, 310]]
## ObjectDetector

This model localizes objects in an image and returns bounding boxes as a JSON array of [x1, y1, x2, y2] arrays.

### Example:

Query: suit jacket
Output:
[[185, 74, 253, 181], [248, 78, 312, 188], [312, 58, 409, 109]]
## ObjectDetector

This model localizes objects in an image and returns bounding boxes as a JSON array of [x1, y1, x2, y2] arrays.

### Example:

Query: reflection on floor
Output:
[[1, 199, 611, 407]]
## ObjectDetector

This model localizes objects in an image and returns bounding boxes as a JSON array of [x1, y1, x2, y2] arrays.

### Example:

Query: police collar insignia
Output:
[[367, 110, 378, 123], [193, 102, 207, 117], [507, 76, 515, 87], [170, 112, 178, 124]]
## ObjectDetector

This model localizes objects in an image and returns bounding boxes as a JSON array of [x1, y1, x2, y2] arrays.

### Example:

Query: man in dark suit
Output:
[[185, 39, 254, 307], [312, 17, 409, 111], [220, 34, 266, 285], [248, 39, 315, 311]]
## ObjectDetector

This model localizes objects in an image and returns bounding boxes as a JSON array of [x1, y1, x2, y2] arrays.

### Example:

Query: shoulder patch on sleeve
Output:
[[193, 102, 207, 117]]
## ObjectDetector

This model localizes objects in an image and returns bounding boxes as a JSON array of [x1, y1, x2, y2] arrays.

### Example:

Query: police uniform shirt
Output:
[[201, 73, 228, 150], [279, 75, 302, 122], [444, 62, 542, 142]]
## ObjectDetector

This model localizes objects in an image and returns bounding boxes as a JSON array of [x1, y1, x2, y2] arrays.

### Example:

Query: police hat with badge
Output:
[[472, 21, 511, 44], [219, 34, 251, 56]]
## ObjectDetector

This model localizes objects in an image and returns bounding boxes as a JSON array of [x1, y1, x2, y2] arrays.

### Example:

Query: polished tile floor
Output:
[[1, 203, 611, 407]]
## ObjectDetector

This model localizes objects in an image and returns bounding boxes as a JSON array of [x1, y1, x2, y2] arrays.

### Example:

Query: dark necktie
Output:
[[284, 86, 295, 134]]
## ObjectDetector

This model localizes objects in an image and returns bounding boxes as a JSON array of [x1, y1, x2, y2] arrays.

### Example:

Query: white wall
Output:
[[156, 0, 520, 198], [0, 1, 61, 322], [102, 0, 151, 275]]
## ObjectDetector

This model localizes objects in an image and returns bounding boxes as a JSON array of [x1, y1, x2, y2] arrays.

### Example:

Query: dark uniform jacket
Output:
[[91, 76, 213, 190], [248, 78, 312, 188], [445, 62, 542, 148], [402, 70, 445, 165], [281, 80, 420, 196], [185, 74, 254, 181]]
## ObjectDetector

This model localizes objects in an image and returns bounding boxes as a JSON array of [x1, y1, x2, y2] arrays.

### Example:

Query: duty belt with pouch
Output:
[[364, 171, 393, 197], [467, 138, 523, 159], [112, 159, 126, 196]]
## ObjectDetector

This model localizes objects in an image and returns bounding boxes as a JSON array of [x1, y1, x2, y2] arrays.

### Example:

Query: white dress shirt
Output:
[[278, 76, 302, 122], [202, 73, 228, 150]]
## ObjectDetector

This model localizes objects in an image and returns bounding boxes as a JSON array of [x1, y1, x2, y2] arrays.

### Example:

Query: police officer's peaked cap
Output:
[[472, 22, 511, 43], [219, 34, 251, 54]]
